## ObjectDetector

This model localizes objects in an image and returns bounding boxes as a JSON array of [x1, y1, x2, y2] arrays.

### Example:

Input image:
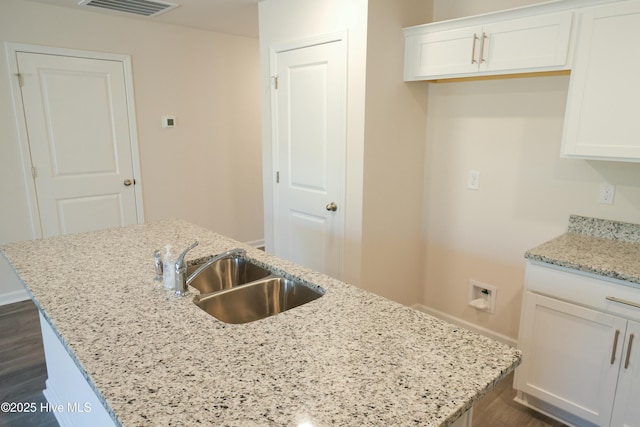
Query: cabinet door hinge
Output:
[[272, 75, 279, 90], [31, 166, 37, 179], [276, 171, 280, 183], [16, 73, 24, 87]]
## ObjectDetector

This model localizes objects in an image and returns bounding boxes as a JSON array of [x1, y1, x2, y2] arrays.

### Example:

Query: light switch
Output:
[[467, 170, 480, 190]]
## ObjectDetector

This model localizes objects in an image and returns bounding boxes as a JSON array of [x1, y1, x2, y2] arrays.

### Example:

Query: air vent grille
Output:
[[78, 0, 178, 17]]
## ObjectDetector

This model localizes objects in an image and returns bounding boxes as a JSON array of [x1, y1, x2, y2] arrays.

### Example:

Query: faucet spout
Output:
[[174, 240, 199, 296], [185, 248, 247, 287]]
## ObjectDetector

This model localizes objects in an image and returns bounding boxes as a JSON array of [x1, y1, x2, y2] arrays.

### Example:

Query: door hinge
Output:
[[16, 73, 24, 88], [31, 166, 37, 179], [276, 171, 280, 183], [272, 75, 279, 90]]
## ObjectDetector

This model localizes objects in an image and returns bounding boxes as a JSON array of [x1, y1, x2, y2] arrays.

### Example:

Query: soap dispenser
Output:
[[162, 245, 175, 290]]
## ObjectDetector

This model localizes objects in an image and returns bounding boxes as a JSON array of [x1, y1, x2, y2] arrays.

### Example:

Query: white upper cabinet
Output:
[[481, 13, 573, 73], [561, 0, 640, 162], [405, 25, 483, 78], [404, 10, 573, 81]]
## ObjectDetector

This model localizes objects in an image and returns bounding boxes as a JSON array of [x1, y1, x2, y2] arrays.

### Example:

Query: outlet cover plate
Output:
[[467, 170, 480, 190], [598, 184, 615, 205]]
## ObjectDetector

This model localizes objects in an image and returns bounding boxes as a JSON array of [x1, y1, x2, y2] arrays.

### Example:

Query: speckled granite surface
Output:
[[1, 220, 521, 427], [526, 215, 640, 284]]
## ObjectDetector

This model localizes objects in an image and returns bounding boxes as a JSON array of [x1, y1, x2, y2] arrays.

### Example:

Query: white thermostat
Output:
[[161, 116, 176, 128]]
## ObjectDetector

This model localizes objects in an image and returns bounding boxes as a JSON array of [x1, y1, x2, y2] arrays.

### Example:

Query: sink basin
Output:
[[187, 256, 270, 295], [194, 276, 323, 324]]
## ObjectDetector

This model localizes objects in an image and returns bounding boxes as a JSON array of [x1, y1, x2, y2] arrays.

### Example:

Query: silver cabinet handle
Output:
[[611, 329, 620, 365], [625, 333, 634, 369], [326, 202, 337, 212], [606, 296, 640, 310], [471, 33, 478, 64], [479, 32, 488, 63]]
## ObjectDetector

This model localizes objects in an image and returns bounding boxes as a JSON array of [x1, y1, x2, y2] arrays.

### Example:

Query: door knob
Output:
[[326, 202, 337, 212], [123, 179, 133, 187]]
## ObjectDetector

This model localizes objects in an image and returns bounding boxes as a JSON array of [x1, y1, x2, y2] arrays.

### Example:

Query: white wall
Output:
[[422, 0, 640, 340], [0, 0, 263, 300]]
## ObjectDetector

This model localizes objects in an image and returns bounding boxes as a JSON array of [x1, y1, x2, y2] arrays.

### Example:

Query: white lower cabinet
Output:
[[515, 263, 640, 427], [610, 320, 640, 427]]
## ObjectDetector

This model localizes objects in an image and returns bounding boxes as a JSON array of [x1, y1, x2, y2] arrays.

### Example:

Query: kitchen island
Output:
[[1, 220, 521, 426]]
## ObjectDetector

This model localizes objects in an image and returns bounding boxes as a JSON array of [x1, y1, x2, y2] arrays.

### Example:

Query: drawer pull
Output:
[[479, 32, 488, 63], [471, 34, 478, 64], [611, 329, 620, 365], [606, 296, 640, 310], [625, 333, 634, 369]]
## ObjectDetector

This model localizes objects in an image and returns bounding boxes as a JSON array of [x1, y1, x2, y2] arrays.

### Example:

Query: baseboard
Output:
[[245, 239, 265, 249], [412, 304, 518, 348], [514, 393, 584, 427], [0, 289, 30, 306], [43, 380, 74, 427]]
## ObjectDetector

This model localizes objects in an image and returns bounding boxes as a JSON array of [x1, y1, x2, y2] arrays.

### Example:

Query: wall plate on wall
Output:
[[468, 279, 497, 313], [161, 116, 176, 128]]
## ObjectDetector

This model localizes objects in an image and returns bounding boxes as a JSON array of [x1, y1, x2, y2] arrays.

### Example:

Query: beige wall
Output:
[[423, 0, 640, 340], [258, 0, 369, 285], [360, 0, 431, 305], [0, 0, 263, 298], [258, 0, 431, 304]]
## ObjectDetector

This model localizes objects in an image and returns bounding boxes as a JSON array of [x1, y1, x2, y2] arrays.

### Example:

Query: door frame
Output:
[[267, 31, 347, 279], [5, 42, 144, 239]]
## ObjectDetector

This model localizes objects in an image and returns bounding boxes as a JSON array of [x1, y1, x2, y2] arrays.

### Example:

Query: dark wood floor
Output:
[[473, 372, 567, 427], [0, 300, 58, 427], [0, 300, 565, 427]]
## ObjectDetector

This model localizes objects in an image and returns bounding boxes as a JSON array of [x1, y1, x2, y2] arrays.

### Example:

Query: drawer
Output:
[[526, 261, 640, 322]]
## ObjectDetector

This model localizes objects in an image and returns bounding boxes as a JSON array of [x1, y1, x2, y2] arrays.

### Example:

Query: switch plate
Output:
[[161, 116, 176, 128], [467, 170, 480, 190], [598, 184, 615, 205]]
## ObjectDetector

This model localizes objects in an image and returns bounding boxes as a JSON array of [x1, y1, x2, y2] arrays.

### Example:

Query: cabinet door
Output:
[[517, 292, 625, 426], [405, 25, 482, 79], [481, 11, 572, 72], [610, 320, 640, 427], [562, 1, 640, 161]]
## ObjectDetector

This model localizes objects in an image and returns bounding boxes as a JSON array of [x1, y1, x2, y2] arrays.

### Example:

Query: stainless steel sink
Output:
[[186, 256, 270, 295], [193, 276, 323, 324]]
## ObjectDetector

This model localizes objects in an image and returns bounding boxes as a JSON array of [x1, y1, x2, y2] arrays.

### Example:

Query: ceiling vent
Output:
[[78, 0, 179, 17]]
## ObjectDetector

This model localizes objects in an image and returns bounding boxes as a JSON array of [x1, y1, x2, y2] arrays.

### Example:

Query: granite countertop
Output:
[[525, 215, 640, 285], [1, 219, 521, 427]]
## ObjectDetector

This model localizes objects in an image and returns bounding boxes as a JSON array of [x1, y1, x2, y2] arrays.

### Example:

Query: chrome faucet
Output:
[[174, 240, 199, 296], [185, 248, 247, 287]]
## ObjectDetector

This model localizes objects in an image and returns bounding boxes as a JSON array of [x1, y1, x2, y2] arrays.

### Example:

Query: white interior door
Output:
[[273, 39, 346, 279], [16, 51, 140, 237]]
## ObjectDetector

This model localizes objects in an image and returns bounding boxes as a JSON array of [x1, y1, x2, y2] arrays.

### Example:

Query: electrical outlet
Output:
[[467, 170, 480, 190], [598, 184, 615, 205]]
